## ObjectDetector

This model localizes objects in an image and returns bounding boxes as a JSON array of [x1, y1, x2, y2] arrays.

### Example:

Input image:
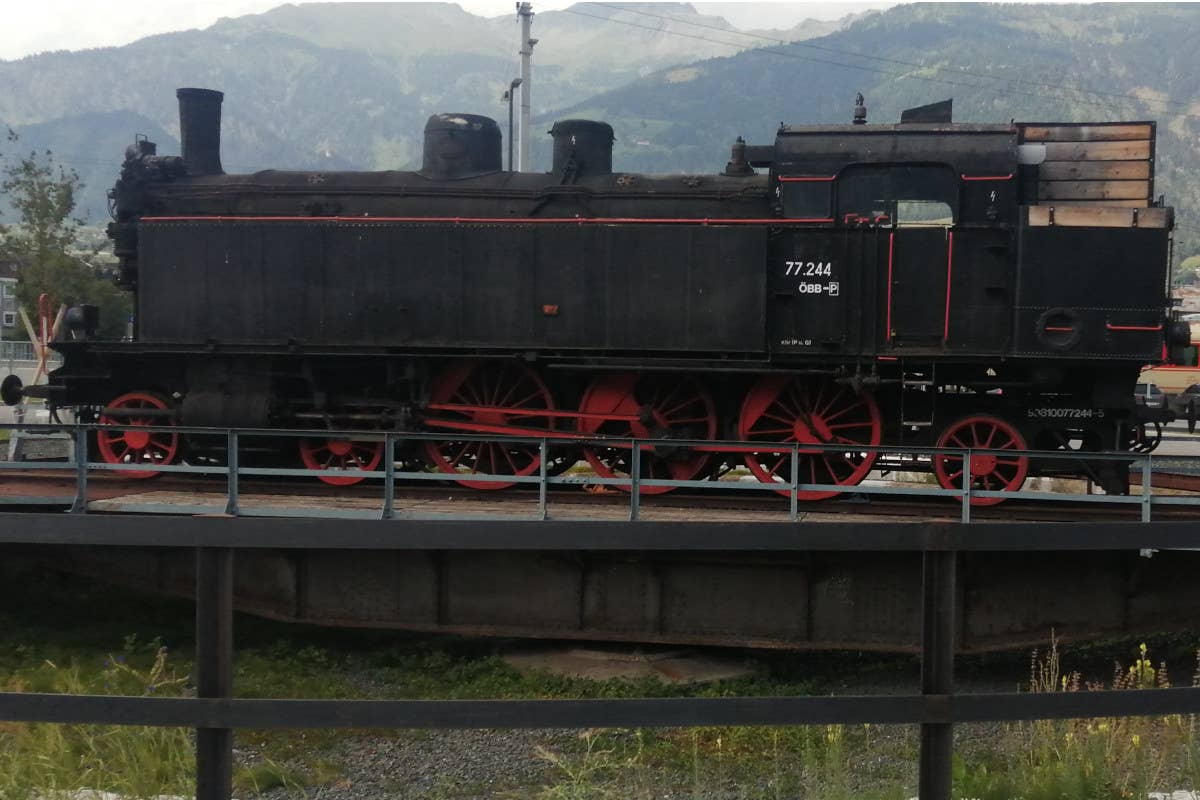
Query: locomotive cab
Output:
[[767, 114, 1018, 357]]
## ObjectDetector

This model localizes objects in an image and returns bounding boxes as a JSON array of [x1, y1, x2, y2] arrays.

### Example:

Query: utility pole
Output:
[[517, 2, 536, 172]]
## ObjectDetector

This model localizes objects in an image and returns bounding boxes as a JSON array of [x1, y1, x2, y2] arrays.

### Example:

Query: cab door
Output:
[[832, 163, 959, 350], [888, 225, 951, 343]]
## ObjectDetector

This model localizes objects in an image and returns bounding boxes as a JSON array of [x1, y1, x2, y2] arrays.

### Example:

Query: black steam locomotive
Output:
[[4, 89, 1184, 502]]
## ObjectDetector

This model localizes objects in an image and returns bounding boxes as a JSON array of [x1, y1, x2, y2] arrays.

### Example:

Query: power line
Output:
[[561, 6, 1197, 121], [595, 2, 1196, 116], [561, 6, 982, 92]]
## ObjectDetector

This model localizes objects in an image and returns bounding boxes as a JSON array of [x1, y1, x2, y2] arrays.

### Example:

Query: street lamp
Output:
[[503, 78, 522, 172]]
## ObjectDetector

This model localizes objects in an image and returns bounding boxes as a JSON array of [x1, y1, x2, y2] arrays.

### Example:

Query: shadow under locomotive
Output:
[[4, 89, 1187, 503]]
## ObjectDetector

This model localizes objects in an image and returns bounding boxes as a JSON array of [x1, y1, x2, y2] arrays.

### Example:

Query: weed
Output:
[[0, 649, 193, 799], [234, 759, 309, 795], [953, 636, 1200, 800]]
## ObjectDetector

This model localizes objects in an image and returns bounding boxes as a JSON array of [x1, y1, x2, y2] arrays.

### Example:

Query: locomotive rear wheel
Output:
[[933, 415, 1029, 506], [738, 376, 881, 500], [298, 437, 384, 486], [577, 373, 717, 494], [95, 391, 180, 479], [424, 360, 556, 490]]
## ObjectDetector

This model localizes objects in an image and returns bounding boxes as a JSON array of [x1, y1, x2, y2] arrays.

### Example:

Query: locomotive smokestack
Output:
[[176, 88, 224, 176]]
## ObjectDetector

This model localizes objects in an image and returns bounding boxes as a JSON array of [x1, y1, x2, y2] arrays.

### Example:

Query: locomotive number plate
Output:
[[785, 260, 833, 277], [783, 260, 839, 297], [1026, 407, 1106, 420]]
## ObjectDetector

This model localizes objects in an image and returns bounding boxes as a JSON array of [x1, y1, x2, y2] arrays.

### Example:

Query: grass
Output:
[[950, 638, 1200, 800], [0, 644, 194, 800], [3, 564, 1200, 798], [527, 638, 1200, 800]]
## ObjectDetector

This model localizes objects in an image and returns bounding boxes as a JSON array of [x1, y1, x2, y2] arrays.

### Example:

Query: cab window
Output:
[[836, 164, 957, 225], [780, 180, 832, 220]]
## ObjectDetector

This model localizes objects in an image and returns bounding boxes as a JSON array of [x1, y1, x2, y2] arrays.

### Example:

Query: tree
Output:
[[0, 129, 131, 338]]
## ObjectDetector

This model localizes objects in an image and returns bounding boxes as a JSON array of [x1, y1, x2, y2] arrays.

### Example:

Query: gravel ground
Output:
[[231, 652, 1027, 800], [255, 729, 573, 800]]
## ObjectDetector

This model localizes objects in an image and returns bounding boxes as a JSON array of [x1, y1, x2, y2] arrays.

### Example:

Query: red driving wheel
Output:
[[423, 360, 555, 490], [933, 415, 1029, 506], [577, 373, 717, 494], [298, 437, 384, 486], [95, 391, 179, 479], [738, 376, 882, 500]]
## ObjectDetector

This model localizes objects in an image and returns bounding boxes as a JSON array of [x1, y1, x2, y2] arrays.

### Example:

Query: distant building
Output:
[[0, 261, 17, 339]]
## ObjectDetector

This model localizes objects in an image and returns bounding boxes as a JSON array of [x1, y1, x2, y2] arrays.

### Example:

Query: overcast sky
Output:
[[0, 1, 895, 61]]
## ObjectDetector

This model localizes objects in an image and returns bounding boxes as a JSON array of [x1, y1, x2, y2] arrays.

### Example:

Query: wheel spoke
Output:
[[816, 387, 846, 419], [509, 389, 546, 411], [501, 447, 521, 474], [496, 376, 522, 408], [822, 401, 866, 424], [661, 396, 700, 418], [982, 424, 998, 449], [820, 455, 840, 482], [450, 443, 473, 468]]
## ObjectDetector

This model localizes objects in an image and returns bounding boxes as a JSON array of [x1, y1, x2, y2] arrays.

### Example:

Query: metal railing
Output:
[[0, 341, 36, 362], [3, 517, 1200, 800], [3, 421, 1200, 522]]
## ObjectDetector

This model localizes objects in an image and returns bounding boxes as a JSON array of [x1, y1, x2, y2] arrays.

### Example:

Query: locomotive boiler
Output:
[[4, 88, 1184, 502]]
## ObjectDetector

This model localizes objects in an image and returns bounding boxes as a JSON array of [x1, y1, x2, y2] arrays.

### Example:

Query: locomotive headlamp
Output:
[[64, 304, 99, 339]]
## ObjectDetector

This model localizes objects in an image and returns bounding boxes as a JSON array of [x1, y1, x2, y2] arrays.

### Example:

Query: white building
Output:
[[0, 261, 17, 338]]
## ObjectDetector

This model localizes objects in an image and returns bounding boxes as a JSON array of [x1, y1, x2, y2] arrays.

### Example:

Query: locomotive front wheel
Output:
[[423, 360, 556, 490], [95, 391, 180, 479], [1127, 421, 1162, 454], [933, 415, 1029, 506], [298, 437, 384, 486], [577, 373, 717, 494], [738, 376, 882, 500]]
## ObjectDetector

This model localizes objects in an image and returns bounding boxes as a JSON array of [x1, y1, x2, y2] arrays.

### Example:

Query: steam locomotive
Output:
[[2, 88, 1185, 502]]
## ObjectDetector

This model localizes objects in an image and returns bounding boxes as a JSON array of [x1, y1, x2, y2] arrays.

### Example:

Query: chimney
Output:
[[176, 88, 224, 176]]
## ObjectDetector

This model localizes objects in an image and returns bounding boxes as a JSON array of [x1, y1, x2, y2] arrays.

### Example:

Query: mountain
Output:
[[12, 112, 177, 226], [0, 2, 849, 219], [547, 2, 1200, 255]]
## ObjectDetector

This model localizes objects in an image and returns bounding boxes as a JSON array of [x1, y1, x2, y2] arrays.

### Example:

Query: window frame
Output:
[[777, 175, 836, 221], [832, 162, 960, 227]]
